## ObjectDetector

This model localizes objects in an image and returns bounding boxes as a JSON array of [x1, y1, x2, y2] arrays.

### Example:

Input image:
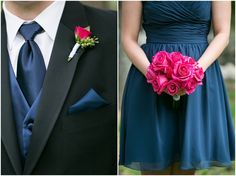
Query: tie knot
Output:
[[19, 22, 43, 41]]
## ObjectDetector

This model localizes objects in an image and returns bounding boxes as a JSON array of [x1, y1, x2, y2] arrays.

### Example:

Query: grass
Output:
[[119, 79, 235, 175]]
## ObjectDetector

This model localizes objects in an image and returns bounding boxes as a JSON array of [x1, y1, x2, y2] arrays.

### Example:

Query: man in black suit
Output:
[[1, 1, 117, 174]]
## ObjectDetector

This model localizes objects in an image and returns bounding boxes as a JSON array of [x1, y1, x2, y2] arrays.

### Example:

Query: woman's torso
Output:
[[142, 1, 212, 44]]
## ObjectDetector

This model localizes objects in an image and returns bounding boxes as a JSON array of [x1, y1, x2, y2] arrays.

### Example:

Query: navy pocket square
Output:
[[68, 89, 108, 114]]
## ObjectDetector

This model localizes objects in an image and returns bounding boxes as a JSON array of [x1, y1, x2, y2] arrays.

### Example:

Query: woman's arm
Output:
[[121, 2, 150, 75], [198, 1, 231, 71]]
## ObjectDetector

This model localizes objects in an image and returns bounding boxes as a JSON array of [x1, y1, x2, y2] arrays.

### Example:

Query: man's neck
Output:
[[5, 1, 54, 21]]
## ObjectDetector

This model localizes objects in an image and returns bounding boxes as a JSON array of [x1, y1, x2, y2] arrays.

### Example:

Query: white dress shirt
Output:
[[3, 1, 66, 76]]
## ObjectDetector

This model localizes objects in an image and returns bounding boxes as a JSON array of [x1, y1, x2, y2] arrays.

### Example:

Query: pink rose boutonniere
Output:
[[68, 26, 99, 62]]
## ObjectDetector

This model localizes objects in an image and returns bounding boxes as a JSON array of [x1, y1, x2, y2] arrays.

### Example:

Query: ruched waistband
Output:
[[146, 35, 208, 44], [143, 23, 209, 44]]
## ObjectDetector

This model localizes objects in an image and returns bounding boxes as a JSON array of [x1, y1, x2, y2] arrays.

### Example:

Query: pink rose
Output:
[[75, 26, 92, 40], [172, 62, 194, 82], [152, 74, 168, 94], [165, 80, 180, 96], [170, 52, 183, 66], [152, 51, 170, 72], [194, 66, 204, 84], [183, 56, 196, 65], [163, 66, 173, 79], [183, 79, 198, 95], [146, 66, 156, 83]]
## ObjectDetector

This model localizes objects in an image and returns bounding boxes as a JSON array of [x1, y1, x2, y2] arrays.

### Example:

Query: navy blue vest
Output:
[[9, 61, 42, 159]]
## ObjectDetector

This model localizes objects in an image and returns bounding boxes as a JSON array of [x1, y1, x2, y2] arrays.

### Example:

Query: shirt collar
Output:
[[3, 1, 65, 50], [3, 2, 25, 50], [34, 1, 65, 41]]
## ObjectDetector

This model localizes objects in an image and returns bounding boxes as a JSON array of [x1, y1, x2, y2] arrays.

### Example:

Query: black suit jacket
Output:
[[1, 2, 117, 175]]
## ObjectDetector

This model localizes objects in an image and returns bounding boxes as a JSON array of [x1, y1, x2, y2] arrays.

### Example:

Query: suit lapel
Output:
[[23, 2, 88, 174], [1, 12, 23, 174]]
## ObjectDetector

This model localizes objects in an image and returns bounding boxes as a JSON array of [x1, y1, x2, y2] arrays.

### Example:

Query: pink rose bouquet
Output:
[[146, 51, 204, 101]]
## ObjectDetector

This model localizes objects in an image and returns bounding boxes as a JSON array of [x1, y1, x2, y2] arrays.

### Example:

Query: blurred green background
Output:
[[81, 1, 117, 11], [118, 1, 235, 175]]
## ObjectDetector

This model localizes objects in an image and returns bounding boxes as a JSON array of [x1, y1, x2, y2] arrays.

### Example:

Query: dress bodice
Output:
[[142, 1, 212, 43]]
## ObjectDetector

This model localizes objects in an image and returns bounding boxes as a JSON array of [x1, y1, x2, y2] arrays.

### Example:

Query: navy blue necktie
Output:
[[17, 22, 46, 106]]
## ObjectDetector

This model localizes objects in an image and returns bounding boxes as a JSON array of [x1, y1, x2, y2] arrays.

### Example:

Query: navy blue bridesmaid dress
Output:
[[120, 1, 235, 170]]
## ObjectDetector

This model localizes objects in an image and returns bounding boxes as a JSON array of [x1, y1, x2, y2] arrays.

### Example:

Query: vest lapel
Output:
[[8, 62, 29, 158], [9, 62, 44, 158], [1, 12, 23, 174], [23, 2, 89, 174]]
